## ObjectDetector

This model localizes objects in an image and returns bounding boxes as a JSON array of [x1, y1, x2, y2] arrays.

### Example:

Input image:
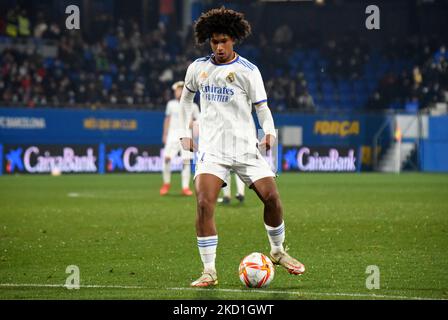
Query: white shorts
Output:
[[164, 141, 192, 160], [194, 151, 276, 188]]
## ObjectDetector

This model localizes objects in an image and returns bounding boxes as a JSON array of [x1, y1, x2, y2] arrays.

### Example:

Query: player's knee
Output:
[[196, 196, 214, 215], [262, 190, 281, 208]]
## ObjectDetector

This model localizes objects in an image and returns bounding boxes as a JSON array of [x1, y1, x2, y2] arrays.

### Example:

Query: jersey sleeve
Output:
[[165, 101, 172, 116], [247, 68, 268, 105], [184, 62, 198, 93], [191, 103, 200, 120]]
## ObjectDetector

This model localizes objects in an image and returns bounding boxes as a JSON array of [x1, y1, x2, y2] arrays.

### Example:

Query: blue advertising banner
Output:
[[273, 113, 388, 146], [1, 107, 389, 147], [0, 107, 164, 145]]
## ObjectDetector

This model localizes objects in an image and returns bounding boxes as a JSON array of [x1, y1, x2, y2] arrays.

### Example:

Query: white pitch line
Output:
[[0, 283, 143, 289], [0, 283, 445, 300], [67, 192, 80, 198]]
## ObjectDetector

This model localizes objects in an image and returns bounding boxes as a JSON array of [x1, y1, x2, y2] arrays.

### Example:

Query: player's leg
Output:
[[251, 177, 283, 227], [195, 173, 222, 236], [181, 163, 193, 195], [235, 174, 245, 203], [218, 170, 231, 204], [161, 142, 179, 195], [251, 177, 305, 275], [180, 148, 193, 196], [191, 173, 224, 287], [160, 155, 171, 195]]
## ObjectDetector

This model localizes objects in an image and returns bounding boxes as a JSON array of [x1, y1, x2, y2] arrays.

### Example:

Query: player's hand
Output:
[[180, 137, 197, 152], [258, 134, 276, 155]]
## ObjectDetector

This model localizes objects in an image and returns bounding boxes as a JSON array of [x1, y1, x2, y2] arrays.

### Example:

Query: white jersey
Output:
[[165, 99, 199, 143], [184, 54, 269, 160]]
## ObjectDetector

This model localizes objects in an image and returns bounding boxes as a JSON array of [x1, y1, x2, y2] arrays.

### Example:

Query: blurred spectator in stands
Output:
[[17, 9, 31, 37], [0, 14, 6, 35], [6, 7, 18, 38], [33, 12, 48, 38], [0, 6, 445, 112], [297, 90, 316, 112], [43, 23, 61, 40], [273, 24, 293, 49], [366, 91, 383, 111], [433, 45, 448, 64], [413, 66, 423, 87]]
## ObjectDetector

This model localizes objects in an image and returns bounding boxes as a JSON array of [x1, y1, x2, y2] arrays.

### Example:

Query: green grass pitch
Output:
[[0, 172, 447, 300]]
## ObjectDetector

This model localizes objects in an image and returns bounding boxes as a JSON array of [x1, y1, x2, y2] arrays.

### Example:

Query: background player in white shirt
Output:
[[178, 7, 305, 287], [217, 171, 245, 204], [160, 81, 199, 196]]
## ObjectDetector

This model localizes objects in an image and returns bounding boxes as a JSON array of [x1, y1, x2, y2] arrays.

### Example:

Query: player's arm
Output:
[[179, 64, 198, 152], [249, 68, 276, 152], [189, 104, 200, 129], [162, 102, 172, 145], [189, 104, 200, 140], [162, 115, 170, 145], [179, 89, 197, 152], [255, 102, 276, 152]]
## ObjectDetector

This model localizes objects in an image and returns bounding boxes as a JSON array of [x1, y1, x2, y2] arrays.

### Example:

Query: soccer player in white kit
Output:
[[160, 81, 200, 196], [178, 7, 305, 287]]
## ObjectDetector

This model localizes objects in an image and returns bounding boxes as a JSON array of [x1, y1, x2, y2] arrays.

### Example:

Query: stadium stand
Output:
[[0, 3, 446, 113]]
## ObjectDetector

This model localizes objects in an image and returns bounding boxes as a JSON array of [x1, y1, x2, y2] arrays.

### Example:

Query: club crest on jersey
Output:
[[199, 71, 208, 80], [226, 72, 235, 83]]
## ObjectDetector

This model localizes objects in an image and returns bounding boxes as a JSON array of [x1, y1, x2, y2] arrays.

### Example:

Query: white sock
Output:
[[222, 179, 231, 198], [264, 221, 285, 255], [235, 175, 245, 196], [162, 160, 171, 184], [221, 171, 230, 198], [197, 235, 218, 273], [181, 163, 190, 189]]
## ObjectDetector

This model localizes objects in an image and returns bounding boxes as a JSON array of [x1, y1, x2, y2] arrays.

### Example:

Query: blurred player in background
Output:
[[217, 171, 245, 204], [178, 7, 305, 287], [160, 81, 200, 196]]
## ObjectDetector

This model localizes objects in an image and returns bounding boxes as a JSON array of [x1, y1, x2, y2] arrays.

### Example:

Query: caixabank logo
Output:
[[282, 146, 358, 172], [106, 148, 124, 172], [2, 145, 98, 174], [106, 145, 183, 173], [5, 147, 24, 173]]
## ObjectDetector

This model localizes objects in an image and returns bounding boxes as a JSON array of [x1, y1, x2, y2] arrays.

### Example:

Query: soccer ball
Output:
[[51, 167, 62, 176], [238, 252, 275, 288]]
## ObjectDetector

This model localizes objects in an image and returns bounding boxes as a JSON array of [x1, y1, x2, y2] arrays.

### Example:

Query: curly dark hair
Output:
[[194, 7, 252, 45]]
